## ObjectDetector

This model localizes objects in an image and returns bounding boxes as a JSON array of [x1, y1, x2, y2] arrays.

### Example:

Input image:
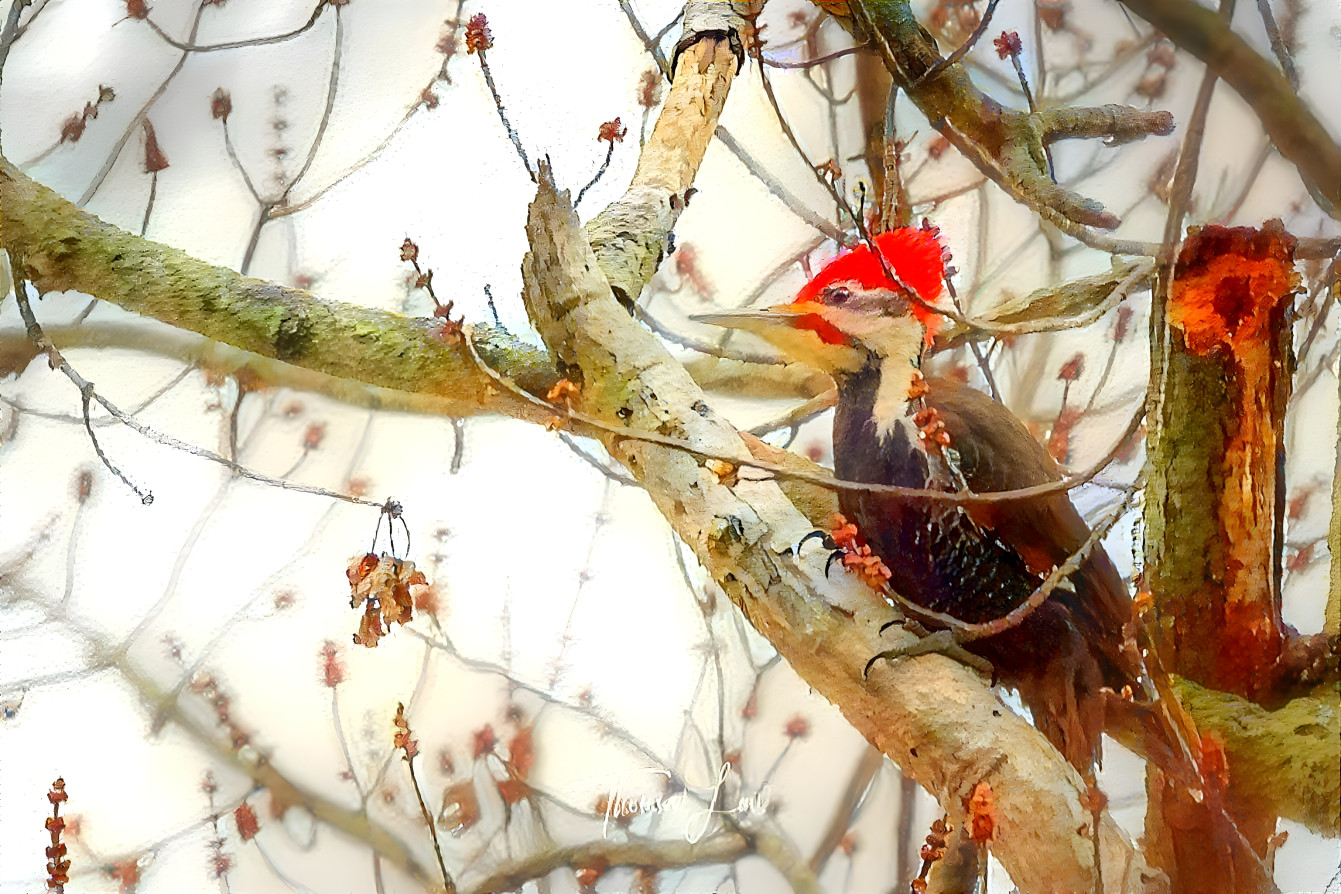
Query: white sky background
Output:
[[1, 1, 1339, 892]]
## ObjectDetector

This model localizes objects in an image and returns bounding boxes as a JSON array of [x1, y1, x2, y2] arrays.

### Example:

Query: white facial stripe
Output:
[[873, 356, 920, 441], [820, 310, 925, 442]]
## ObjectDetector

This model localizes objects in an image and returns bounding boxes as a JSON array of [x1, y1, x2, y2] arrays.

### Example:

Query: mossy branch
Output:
[[820, 0, 1174, 237], [1174, 678, 1340, 837], [0, 158, 559, 422]]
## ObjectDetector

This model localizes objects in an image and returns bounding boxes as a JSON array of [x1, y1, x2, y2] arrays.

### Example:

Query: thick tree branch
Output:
[[1173, 678, 1339, 837], [0, 157, 557, 422], [584, 3, 747, 309]]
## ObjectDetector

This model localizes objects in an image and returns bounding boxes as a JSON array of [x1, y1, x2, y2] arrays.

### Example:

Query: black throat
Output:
[[831, 359, 924, 491]]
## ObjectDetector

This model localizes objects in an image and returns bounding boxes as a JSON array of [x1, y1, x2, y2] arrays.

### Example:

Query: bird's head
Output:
[[693, 229, 948, 378]]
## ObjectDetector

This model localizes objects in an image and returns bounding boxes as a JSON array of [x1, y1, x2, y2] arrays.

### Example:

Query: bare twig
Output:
[[920, 0, 1002, 81], [575, 139, 615, 208], [763, 43, 871, 69], [1119, 0, 1341, 214], [712, 126, 849, 243], [10, 270, 384, 509], [476, 48, 535, 182], [0, 0, 31, 137], [77, 0, 210, 206], [143, 3, 326, 53]]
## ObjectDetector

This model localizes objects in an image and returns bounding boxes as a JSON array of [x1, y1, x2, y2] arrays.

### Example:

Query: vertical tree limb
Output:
[[1145, 221, 1298, 701], [1143, 221, 1299, 892]]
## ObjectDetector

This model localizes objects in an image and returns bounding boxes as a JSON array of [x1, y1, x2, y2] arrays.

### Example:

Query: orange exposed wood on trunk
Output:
[[1161, 220, 1298, 700], [1146, 221, 1300, 892]]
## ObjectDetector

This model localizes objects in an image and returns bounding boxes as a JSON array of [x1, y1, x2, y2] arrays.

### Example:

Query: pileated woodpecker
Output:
[[698, 228, 1155, 774]]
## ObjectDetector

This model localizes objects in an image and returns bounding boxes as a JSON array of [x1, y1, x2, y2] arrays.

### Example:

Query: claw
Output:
[[825, 549, 844, 578], [877, 617, 906, 636], [863, 629, 995, 680], [798, 529, 836, 553], [864, 649, 898, 679], [795, 527, 845, 578]]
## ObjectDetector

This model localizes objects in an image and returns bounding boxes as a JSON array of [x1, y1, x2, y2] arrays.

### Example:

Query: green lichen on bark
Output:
[[1175, 677, 1340, 836], [1, 159, 559, 418], [1143, 348, 1233, 673]]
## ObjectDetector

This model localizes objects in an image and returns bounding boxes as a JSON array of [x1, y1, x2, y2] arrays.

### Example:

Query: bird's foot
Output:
[[792, 529, 845, 575], [864, 628, 995, 680], [800, 514, 893, 591]]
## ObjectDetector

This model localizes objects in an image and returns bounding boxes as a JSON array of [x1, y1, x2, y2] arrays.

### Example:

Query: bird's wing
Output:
[[926, 378, 1135, 668]]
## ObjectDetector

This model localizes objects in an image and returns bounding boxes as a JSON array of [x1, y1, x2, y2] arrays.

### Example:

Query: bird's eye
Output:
[[825, 286, 852, 305]]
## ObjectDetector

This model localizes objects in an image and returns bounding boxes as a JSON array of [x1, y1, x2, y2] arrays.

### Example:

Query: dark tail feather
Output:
[[1010, 620, 1111, 774]]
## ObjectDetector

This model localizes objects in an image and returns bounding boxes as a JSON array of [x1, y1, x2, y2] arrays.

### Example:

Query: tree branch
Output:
[[1118, 0, 1341, 217], [519, 154, 1157, 894], [1172, 678, 1339, 837], [819, 0, 1174, 234], [0, 158, 557, 421]]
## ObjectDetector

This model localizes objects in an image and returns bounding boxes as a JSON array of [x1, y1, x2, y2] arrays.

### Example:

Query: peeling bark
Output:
[[1143, 221, 1300, 892]]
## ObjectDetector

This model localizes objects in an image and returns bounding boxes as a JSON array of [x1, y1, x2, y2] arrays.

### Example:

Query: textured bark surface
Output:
[[1146, 222, 1298, 701], [0, 159, 560, 420], [1143, 221, 1300, 893], [1173, 679, 1340, 837]]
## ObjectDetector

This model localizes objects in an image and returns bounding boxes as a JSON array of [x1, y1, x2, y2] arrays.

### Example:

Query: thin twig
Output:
[[466, 327, 1144, 508], [617, 0, 672, 76], [11, 272, 383, 509], [140, 170, 158, 238], [222, 121, 262, 203], [477, 49, 535, 181], [143, 3, 325, 53], [406, 756, 454, 894], [1253, 0, 1298, 89], [558, 433, 639, 487], [919, 0, 1002, 82], [1295, 253, 1339, 371], [0, 0, 32, 143], [78, 0, 209, 206], [241, 5, 344, 273], [763, 43, 871, 69], [575, 139, 615, 208], [713, 126, 849, 243]]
